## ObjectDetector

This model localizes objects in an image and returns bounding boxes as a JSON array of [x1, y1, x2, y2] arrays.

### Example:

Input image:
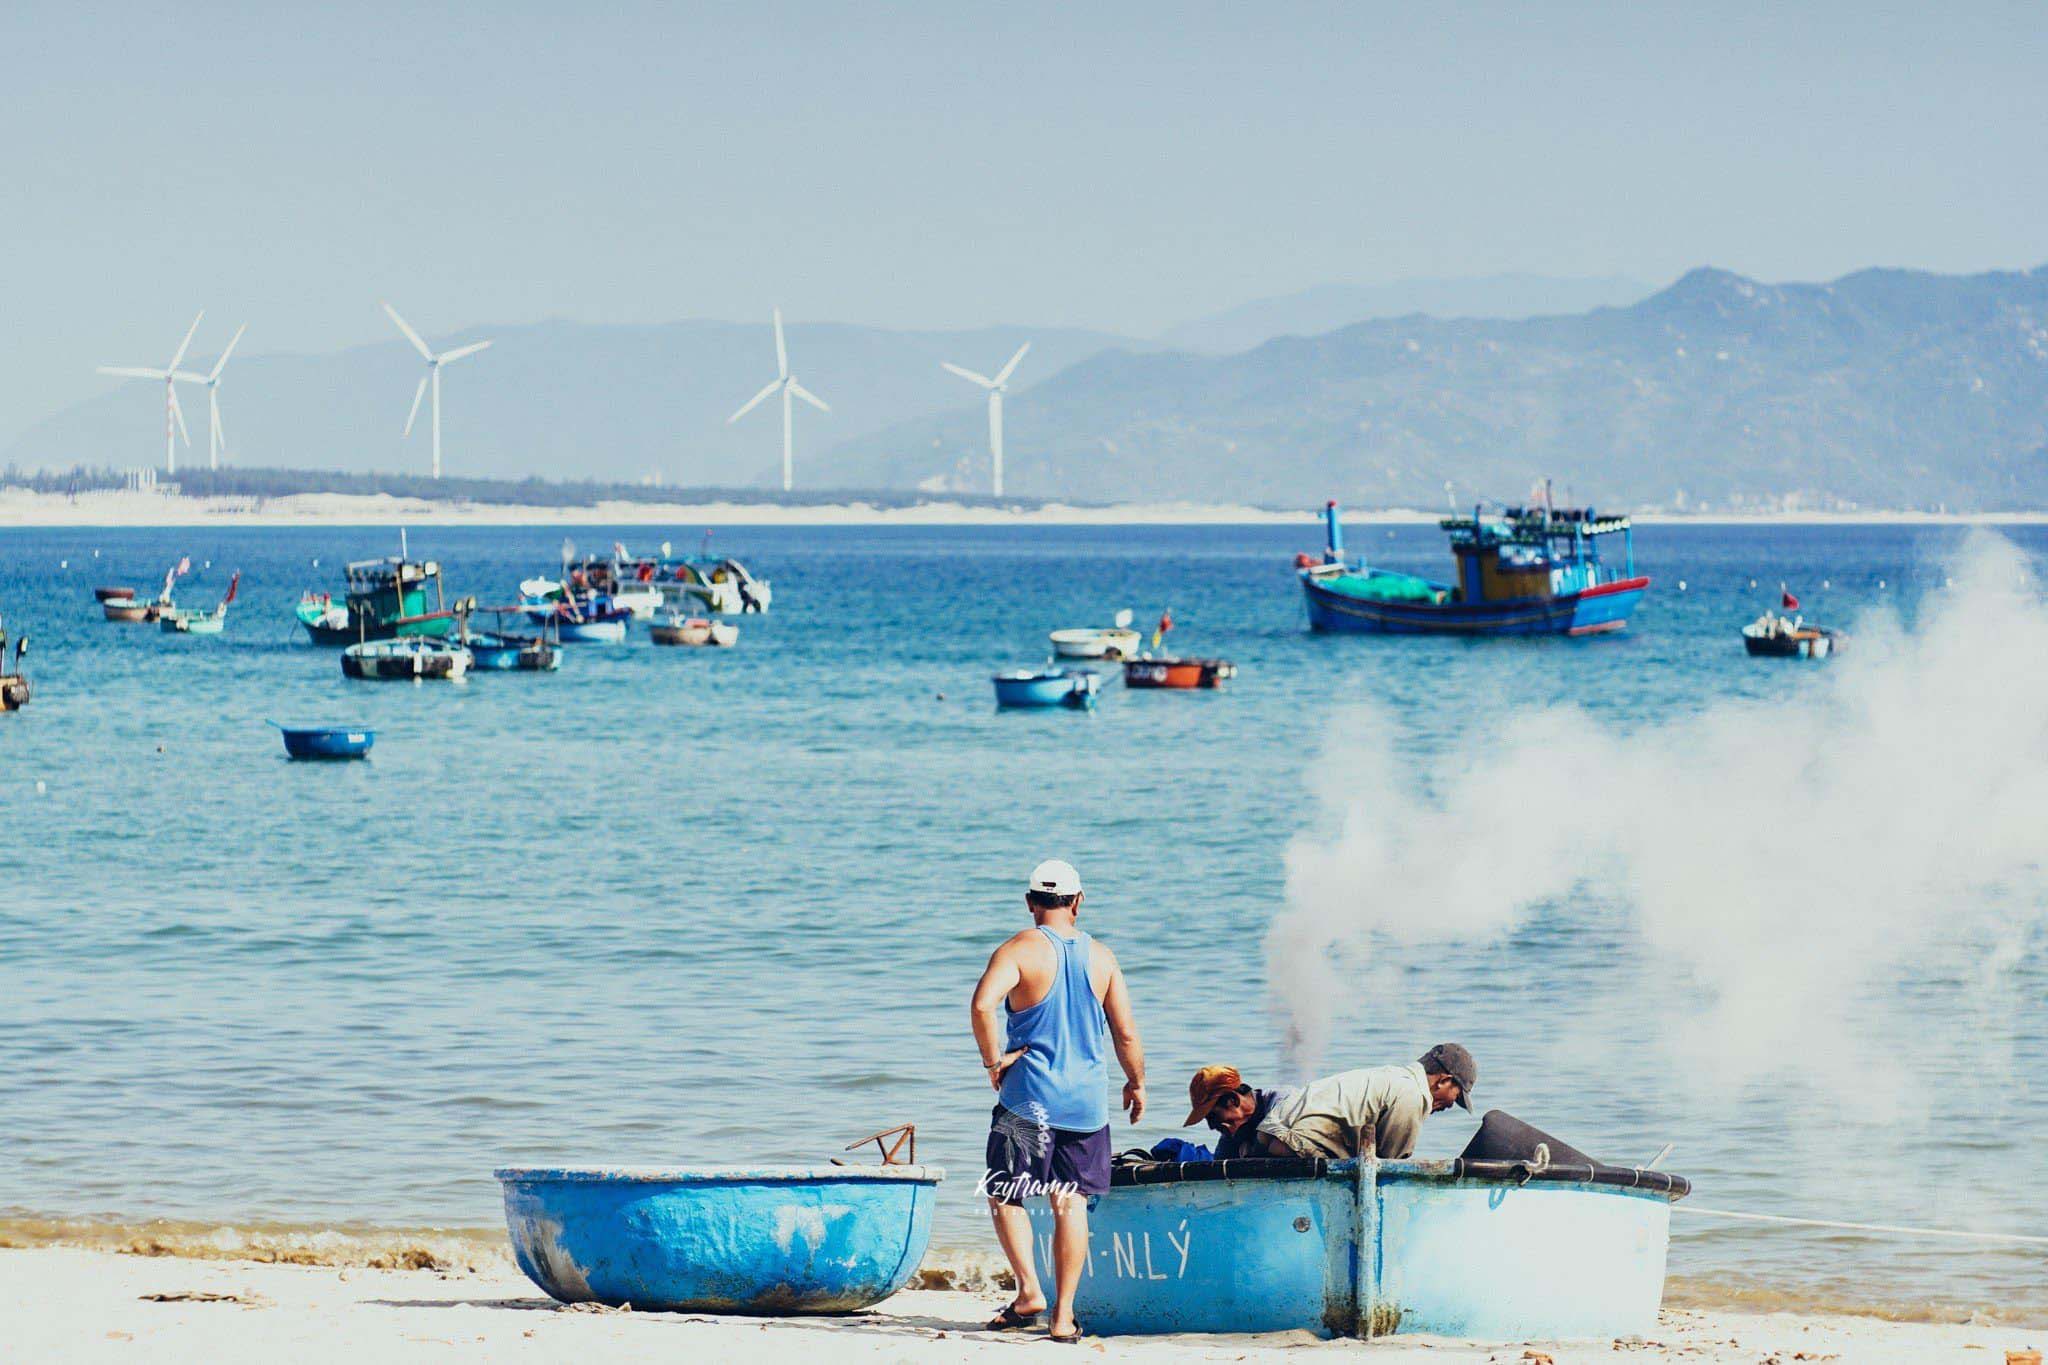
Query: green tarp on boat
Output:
[[1321, 571, 1446, 605]]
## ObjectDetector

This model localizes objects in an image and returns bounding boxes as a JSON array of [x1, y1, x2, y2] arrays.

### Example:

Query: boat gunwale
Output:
[[494, 1164, 946, 1185], [1107, 1154, 1688, 1201]]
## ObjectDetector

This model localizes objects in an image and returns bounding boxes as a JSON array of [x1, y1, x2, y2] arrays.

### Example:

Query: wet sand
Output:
[[4, 1247, 2037, 1363]]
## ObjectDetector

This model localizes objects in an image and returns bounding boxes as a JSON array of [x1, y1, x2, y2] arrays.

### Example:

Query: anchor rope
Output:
[[1674, 1205, 2048, 1248]]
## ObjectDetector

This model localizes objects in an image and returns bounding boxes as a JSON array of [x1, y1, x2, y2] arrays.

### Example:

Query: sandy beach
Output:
[[2, 1245, 2037, 1363], [7, 486, 2048, 528]]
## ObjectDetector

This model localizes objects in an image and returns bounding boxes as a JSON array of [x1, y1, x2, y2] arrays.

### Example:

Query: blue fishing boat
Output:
[[1301, 499, 1649, 635], [271, 723, 375, 760], [495, 1165, 942, 1314], [518, 594, 631, 644], [1029, 1142, 1688, 1339], [993, 667, 1101, 710]]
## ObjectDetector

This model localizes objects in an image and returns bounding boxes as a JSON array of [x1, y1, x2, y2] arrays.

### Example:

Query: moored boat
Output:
[[272, 722, 376, 759], [1742, 612, 1844, 659], [94, 586, 136, 604], [1123, 656, 1236, 689], [495, 1164, 942, 1314], [1301, 498, 1649, 635], [1032, 1118, 1688, 1339], [0, 614, 28, 712], [993, 667, 1102, 710], [1050, 610, 1141, 661], [465, 632, 562, 671], [341, 637, 472, 680], [161, 572, 238, 635], [650, 615, 739, 647], [103, 598, 159, 623], [519, 594, 631, 643], [299, 538, 463, 645]]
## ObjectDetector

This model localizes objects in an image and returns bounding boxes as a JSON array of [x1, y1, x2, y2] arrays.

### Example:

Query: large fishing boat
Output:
[[1300, 499, 1649, 635], [297, 542, 465, 646], [0, 611, 28, 712]]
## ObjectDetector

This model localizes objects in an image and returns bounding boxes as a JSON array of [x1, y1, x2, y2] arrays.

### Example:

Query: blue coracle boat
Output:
[[495, 1165, 942, 1314], [993, 668, 1101, 710], [271, 723, 375, 760], [1028, 1150, 1688, 1339], [1301, 499, 1649, 635]]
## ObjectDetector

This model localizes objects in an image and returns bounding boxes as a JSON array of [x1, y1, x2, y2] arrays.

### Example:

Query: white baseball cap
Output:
[[1028, 859, 1082, 896]]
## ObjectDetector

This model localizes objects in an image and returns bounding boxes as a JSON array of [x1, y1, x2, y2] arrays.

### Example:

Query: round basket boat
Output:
[[495, 1165, 943, 1315]]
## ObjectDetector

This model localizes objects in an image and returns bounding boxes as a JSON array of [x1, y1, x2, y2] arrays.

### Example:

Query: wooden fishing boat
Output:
[[340, 637, 471, 680], [465, 632, 562, 671], [103, 598, 159, 623], [495, 1165, 941, 1314], [650, 616, 739, 647], [1032, 1122, 1688, 1339], [1742, 612, 1844, 659], [271, 722, 375, 760], [161, 572, 238, 636], [993, 667, 1101, 709], [1050, 610, 1140, 660], [0, 617, 27, 712], [94, 586, 136, 604], [1302, 498, 1649, 636], [1123, 656, 1236, 689], [298, 538, 463, 646]]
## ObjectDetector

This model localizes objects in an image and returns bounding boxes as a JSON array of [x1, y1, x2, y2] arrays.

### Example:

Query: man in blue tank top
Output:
[[970, 859, 1147, 1344]]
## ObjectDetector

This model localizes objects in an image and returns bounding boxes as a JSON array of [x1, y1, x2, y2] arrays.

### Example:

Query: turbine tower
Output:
[[97, 311, 205, 475], [382, 301, 492, 479], [194, 324, 246, 470], [727, 307, 829, 492], [941, 342, 1030, 497]]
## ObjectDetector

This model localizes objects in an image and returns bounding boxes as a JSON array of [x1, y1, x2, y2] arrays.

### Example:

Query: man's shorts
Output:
[[982, 1103, 1110, 1206]]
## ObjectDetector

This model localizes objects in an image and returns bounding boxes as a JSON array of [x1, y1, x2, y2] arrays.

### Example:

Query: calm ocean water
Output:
[[0, 519, 2041, 1322]]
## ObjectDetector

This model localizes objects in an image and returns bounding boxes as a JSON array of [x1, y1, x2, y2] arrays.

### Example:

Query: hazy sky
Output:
[[4, 1, 2044, 437]]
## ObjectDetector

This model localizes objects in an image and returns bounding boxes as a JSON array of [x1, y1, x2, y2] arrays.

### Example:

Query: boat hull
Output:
[[993, 671, 1100, 709], [1049, 628, 1141, 660], [341, 641, 471, 680], [0, 674, 28, 711], [1743, 629, 1840, 659], [1030, 1157, 1681, 1339], [555, 619, 627, 644], [495, 1165, 942, 1315], [1122, 658, 1236, 689], [1303, 573, 1649, 636], [278, 726, 375, 759], [103, 601, 159, 623]]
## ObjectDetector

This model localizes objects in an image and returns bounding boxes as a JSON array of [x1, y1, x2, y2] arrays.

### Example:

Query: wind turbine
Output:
[[193, 324, 246, 470], [97, 311, 205, 475], [941, 342, 1030, 497], [727, 308, 828, 492], [382, 301, 492, 479]]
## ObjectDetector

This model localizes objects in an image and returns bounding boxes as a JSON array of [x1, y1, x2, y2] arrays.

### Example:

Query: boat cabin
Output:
[[1442, 505, 1635, 604]]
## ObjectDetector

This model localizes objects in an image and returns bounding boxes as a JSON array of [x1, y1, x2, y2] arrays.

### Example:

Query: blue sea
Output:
[[0, 519, 2041, 1323]]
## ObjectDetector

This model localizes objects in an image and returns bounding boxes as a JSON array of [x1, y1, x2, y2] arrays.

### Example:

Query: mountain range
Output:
[[10, 266, 2048, 511]]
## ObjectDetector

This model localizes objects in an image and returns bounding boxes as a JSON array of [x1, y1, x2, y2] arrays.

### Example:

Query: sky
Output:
[[2, 0, 2044, 439]]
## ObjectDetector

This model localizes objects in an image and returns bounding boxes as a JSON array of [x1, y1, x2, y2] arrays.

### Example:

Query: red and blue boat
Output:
[[1300, 499, 1649, 636]]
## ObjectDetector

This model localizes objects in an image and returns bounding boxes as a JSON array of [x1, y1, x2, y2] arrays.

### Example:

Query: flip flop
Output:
[[984, 1303, 1041, 1331], [1049, 1321, 1085, 1344]]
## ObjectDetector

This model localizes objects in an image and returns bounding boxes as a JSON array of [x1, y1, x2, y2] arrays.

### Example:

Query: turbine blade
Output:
[[994, 341, 1031, 386], [208, 324, 247, 381], [728, 379, 780, 423], [773, 307, 787, 378], [167, 310, 205, 372], [98, 366, 167, 380], [404, 374, 429, 436], [437, 339, 491, 364], [789, 380, 830, 413], [170, 370, 209, 384], [169, 386, 191, 445], [382, 301, 435, 360], [211, 394, 228, 452], [941, 362, 995, 387]]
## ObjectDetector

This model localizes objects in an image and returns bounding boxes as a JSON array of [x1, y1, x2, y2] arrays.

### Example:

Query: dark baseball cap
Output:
[[1418, 1043, 1477, 1111]]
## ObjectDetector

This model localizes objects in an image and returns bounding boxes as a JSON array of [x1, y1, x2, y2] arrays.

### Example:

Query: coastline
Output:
[[1, 1245, 2037, 1363], [6, 487, 2048, 528]]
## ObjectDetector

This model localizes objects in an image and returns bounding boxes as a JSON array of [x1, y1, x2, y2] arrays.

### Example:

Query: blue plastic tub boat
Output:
[[992, 668, 1100, 710], [271, 723, 375, 760], [495, 1164, 943, 1314], [1027, 1154, 1688, 1339]]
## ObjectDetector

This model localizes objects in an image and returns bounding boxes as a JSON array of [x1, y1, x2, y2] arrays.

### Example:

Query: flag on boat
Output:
[[175, 556, 191, 577], [1781, 587, 1800, 610], [222, 571, 240, 607], [1153, 608, 1174, 648]]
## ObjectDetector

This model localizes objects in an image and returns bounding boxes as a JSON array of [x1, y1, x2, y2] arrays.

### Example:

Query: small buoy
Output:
[[1677, 580, 1687, 591], [204, 560, 211, 569], [59, 559, 68, 568], [936, 692, 946, 701], [1944, 576, 1954, 588], [312, 558, 320, 567], [1878, 579, 1887, 589], [155, 744, 164, 754], [93, 549, 100, 558], [1748, 579, 1757, 588], [34, 780, 46, 795]]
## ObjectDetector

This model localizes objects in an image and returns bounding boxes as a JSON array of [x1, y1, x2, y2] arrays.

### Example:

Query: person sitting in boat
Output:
[[1179, 1065, 1298, 1159], [1195, 1044, 1476, 1161]]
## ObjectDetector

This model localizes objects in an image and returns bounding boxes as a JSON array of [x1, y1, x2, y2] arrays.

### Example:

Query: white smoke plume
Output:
[[1267, 533, 2048, 1086]]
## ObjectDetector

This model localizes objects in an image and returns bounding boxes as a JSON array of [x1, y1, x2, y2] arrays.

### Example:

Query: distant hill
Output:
[[822, 265, 2048, 512], [4, 319, 1139, 488], [1161, 274, 1654, 354]]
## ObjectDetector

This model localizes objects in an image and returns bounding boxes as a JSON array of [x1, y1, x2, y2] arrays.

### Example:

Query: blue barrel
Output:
[[495, 1165, 943, 1314], [275, 725, 375, 759]]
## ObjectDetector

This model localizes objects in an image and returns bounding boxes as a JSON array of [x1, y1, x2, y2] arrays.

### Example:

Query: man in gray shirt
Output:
[[1223, 1044, 1477, 1160]]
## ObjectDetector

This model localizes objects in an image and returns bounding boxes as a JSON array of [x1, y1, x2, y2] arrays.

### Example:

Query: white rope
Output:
[[1675, 1205, 2048, 1248]]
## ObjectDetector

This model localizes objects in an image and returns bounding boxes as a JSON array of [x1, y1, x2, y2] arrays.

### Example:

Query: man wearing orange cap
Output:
[[1183, 1044, 1477, 1161], [1180, 1066, 1298, 1159]]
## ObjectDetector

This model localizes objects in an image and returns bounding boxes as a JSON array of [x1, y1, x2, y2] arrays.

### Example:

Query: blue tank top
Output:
[[998, 926, 1110, 1133]]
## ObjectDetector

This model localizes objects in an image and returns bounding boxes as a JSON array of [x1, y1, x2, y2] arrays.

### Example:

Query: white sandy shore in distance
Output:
[[3, 1248, 2037, 1364], [7, 487, 2048, 528]]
